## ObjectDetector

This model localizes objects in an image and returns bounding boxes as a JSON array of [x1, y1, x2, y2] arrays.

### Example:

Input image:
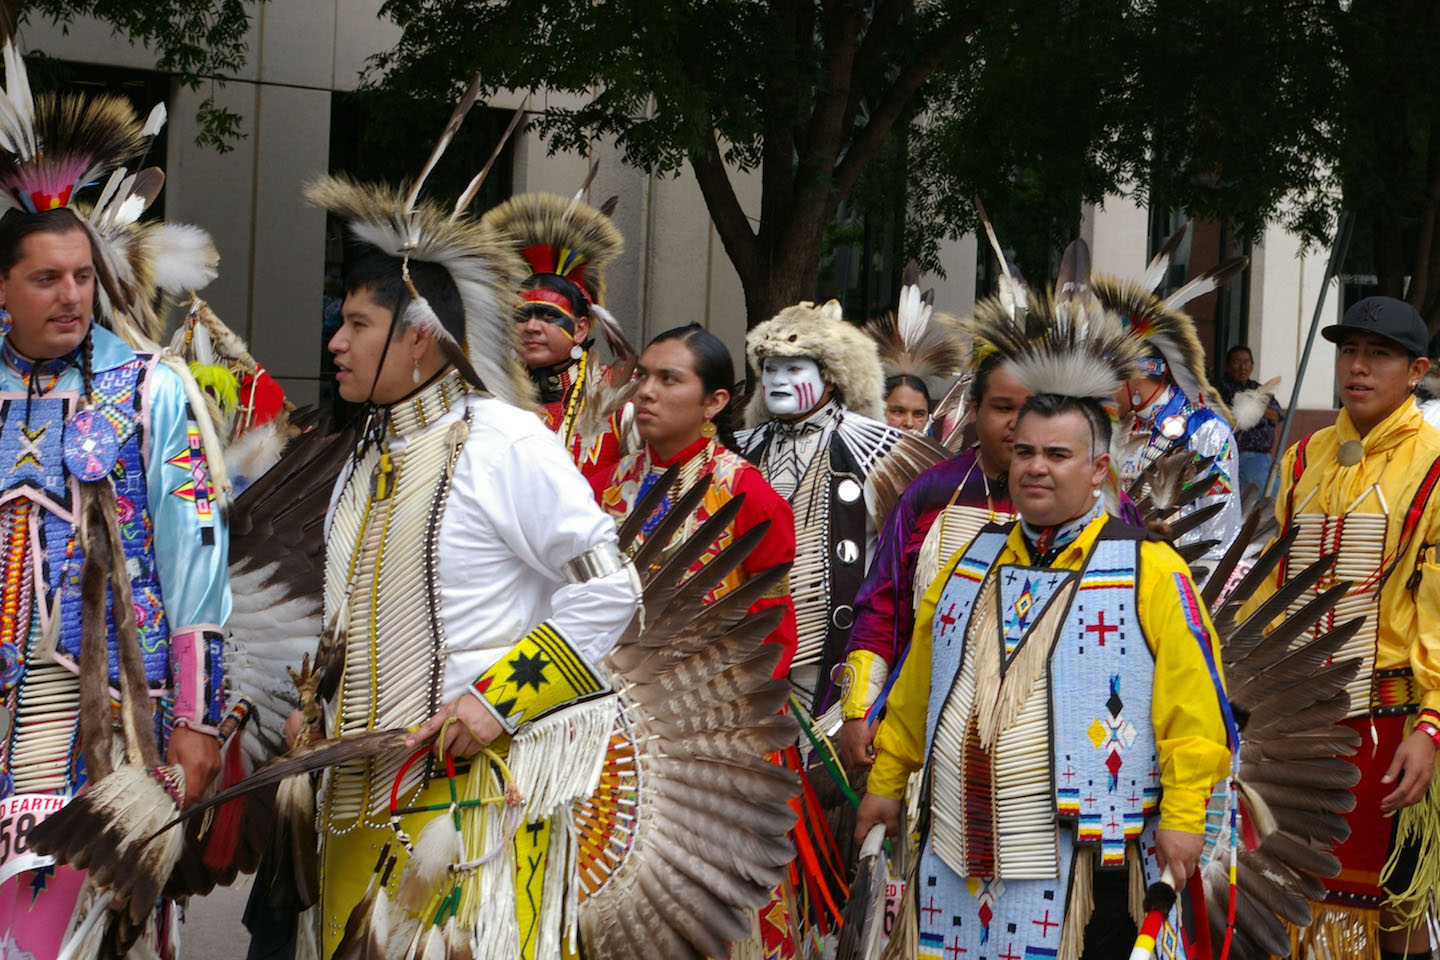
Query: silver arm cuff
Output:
[[563, 541, 629, 584]]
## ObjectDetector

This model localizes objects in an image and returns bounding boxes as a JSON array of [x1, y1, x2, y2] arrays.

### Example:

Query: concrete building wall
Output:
[[20, 0, 1339, 420]]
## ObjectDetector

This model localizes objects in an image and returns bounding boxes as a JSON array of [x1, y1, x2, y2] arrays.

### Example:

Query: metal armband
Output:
[[563, 541, 628, 583]]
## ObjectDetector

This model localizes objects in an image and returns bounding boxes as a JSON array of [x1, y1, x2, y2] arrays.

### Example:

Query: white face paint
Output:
[[761, 356, 827, 418]]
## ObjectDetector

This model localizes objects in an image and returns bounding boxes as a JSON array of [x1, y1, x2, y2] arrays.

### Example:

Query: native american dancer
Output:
[[592, 324, 812, 959], [0, 45, 236, 959], [481, 187, 635, 481], [850, 240, 1369, 960], [593, 324, 797, 673], [736, 300, 946, 713], [1241, 296, 1440, 960], [837, 320, 1025, 773], [64, 81, 801, 960], [1103, 226, 1244, 570]]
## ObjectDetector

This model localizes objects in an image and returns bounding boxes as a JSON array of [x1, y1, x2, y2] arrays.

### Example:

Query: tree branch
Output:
[[689, 124, 762, 289], [832, 19, 965, 198]]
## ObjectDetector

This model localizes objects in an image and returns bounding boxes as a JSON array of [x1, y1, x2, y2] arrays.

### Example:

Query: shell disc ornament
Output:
[[64, 410, 120, 482]]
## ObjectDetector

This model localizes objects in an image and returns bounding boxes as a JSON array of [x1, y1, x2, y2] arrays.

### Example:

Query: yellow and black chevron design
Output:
[[472, 621, 609, 733]]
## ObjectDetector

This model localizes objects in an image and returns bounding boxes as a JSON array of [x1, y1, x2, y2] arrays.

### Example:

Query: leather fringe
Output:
[[1058, 846, 1094, 960], [1381, 722, 1440, 931]]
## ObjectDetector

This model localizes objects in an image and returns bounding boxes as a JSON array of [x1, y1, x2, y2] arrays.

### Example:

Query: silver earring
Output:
[[1093, 488, 1103, 499], [570, 344, 584, 361], [1131, 391, 1143, 406], [412, 359, 420, 384]]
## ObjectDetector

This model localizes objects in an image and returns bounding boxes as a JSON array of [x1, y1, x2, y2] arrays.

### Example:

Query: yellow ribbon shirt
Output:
[[1241, 401, 1440, 715], [869, 515, 1231, 835]]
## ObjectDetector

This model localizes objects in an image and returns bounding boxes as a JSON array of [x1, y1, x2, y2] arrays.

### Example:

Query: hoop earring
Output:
[[700, 421, 717, 439]]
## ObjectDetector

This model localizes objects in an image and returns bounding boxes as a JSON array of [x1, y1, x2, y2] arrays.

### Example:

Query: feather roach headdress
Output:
[[863, 260, 969, 393], [1095, 222, 1246, 421], [963, 239, 1145, 405], [305, 76, 532, 407], [480, 180, 623, 307]]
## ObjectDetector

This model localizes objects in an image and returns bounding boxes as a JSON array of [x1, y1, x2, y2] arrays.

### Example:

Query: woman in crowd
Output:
[[592, 323, 797, 670], [592, 324, 815, 958], [882, 372, 932, 433]]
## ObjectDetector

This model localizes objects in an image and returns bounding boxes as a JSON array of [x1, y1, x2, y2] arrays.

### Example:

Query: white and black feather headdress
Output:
[[963, 239, 1145, 404], [304, 77, 531, 408]]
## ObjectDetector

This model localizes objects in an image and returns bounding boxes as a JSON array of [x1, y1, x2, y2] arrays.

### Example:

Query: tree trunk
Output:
[[1372, 215, 1407, 300]]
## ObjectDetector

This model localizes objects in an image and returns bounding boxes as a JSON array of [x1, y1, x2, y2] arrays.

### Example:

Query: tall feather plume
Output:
[[863, 259, 969, 399], [450, 99, 527, 221], [1140, 222, 1188, 293], [973, 198, 1029, 321]]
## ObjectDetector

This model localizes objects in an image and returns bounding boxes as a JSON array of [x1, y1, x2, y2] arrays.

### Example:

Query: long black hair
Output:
[[341, 246, 477, 458], [647, 323, 739, 450]]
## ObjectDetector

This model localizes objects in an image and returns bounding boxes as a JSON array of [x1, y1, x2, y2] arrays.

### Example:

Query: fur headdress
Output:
[[305, 77, 533, 408], [480, 188, 623, 305], [745, 299, 885, 426], [1096, 222, 1246, 422]]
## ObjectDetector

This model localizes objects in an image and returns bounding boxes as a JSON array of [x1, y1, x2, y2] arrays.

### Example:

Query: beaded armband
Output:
[[836, 649, 889, 721], [472, 621, 611, 734], [170, 625, 226, 733]]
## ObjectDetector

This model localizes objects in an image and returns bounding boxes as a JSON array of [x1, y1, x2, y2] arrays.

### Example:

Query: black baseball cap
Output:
[[1322, 296, 1429, 357]]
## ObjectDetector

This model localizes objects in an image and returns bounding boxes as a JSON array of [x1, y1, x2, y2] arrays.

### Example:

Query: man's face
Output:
[[328, 287, 416, 405], [884, 383, 930, 433], [1226, 349, 1253, 383], [632, 337, 728, 452], [973, 366, 1032, 475], [1010, 409, 1109, 528], [1335, 332, 1429, 436], [515, 302, 590, 369], [762, 356, 830, 419], [0, 228, 95, 360]]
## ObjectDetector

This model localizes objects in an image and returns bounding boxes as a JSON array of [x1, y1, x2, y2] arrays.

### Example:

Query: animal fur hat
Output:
[[745, 299, 885, 426]]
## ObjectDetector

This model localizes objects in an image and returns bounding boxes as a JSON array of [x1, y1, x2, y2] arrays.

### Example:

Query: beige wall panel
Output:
[[165, 81, 261, 338], [1082, 195, 1149, 276], [256, 0, 336, 89], [332, 0, 401, 90], [21, 10, 261, 80], [245, 84, 331, 384], [924, 233, 978, 316]]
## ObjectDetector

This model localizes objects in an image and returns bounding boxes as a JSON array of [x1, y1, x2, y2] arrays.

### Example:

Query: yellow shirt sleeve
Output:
[[1407, 523, 1440, 715], [1139, 540, 1233, 834], [868, 549, 964, 799]]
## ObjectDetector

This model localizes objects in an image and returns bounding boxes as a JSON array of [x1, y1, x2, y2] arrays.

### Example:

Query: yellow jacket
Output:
[[1241, 401, 1440, 714], [869, 515, 1231, 834]]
